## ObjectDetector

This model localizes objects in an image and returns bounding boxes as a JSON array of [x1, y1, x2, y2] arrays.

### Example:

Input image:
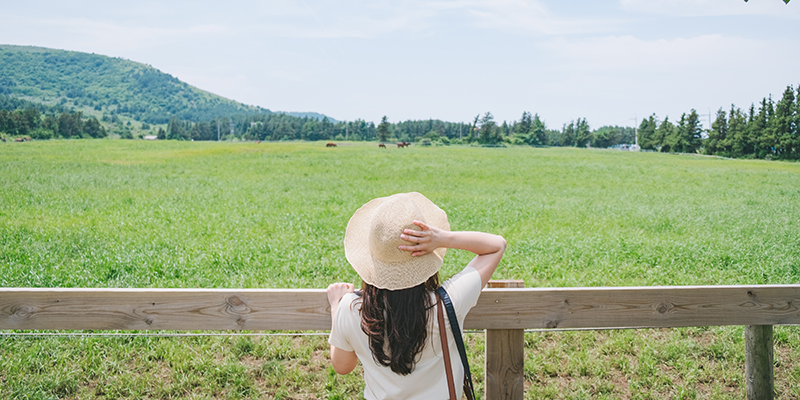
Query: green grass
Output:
[[2, 140, 800, 399]]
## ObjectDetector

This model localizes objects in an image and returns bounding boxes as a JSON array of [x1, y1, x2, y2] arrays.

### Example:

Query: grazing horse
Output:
[[1, 137, 5, 142], [255, 140, 261, 144], [326, 142, 337, 147], [397, 142, 405, 148], [15, 137, 24, 142], [378, 143, 386, 148]]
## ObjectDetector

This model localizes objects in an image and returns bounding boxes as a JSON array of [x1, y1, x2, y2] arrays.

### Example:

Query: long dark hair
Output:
[[357, 273, 440, 375]]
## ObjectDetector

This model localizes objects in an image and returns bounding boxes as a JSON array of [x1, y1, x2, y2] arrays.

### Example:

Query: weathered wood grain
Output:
[[0, 288, 330, 331], [2, 285, 800, 331], [745, 325, 774, 400], [485, 280, 525, 400], [466, 285, 800, 330]]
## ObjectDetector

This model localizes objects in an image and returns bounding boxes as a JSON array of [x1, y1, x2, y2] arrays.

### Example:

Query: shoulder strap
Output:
[[437, 295, 457, 400], [436, 286, 476, 400]]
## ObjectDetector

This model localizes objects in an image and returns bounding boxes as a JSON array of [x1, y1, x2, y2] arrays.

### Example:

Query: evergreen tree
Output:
[[656, 117, 676, 152], [479, 112, 500, 144], [673, 110, 702, 153], [531, 114, 546, 145], [771, 85, 796, 159], [517, 111, 532, 135], [752, 97, 773, 158], [637, 114, 658, 150], [705, 108, 728, 156], [728, 106, 749, 158], [377, 116, 390, 143]]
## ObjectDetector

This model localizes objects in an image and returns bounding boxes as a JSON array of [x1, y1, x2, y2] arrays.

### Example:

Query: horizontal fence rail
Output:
[[3, 284, 799, 400], [2, 285, 800, 331]]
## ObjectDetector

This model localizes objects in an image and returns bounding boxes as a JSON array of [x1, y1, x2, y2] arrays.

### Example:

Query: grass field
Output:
[[1, 140, 799, 399]]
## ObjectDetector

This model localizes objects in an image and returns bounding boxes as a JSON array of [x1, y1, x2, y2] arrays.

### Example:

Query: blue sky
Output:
[[2, 0, 799, 129]]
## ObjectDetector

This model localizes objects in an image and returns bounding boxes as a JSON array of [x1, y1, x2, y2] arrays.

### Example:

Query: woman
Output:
[[327, 192, 506, 399]]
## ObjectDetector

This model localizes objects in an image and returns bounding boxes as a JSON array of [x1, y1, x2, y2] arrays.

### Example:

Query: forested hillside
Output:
[[0, 45, 270, 124]]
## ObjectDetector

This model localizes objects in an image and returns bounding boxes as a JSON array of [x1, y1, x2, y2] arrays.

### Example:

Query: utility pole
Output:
[[345, 121, 348, 141], [630, 115, 638, 146], [229, 119, 234, 141]]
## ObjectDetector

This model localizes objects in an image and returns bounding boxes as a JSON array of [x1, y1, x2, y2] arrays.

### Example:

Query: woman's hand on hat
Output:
[[398, 220, 445, 257]]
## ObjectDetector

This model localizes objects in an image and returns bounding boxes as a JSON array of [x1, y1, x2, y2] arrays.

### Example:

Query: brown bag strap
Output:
[[438, 294, 457, 400]]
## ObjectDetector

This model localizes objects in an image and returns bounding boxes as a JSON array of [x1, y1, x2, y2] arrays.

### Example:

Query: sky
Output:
[[2, 0, 799, 130]]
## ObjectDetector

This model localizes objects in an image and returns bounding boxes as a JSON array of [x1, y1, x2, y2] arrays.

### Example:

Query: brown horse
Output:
[[15, 137, 24, 142], [397, 142, 405, 148], [378, 143, 386, 148], [326, 142, 337, 147]]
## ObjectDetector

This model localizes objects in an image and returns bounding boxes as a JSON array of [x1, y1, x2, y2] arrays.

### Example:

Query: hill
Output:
[[0, 45, 272, 124]]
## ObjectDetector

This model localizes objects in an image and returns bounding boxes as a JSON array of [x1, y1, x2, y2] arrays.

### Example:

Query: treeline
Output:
[[157, 108, 638, 149], [638, 84, 800, 160], [0, 105, 106, 139], [160, 114, 377, 142]]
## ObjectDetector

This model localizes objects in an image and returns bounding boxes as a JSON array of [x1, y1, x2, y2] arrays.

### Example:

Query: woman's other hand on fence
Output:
[[327, 282, 354, 310]]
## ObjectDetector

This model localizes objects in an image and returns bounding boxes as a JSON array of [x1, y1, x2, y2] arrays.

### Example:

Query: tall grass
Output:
[[1, 140, 799, 398]]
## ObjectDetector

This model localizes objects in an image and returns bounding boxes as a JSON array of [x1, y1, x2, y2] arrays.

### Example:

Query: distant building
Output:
[[144, 135, 158, 140]]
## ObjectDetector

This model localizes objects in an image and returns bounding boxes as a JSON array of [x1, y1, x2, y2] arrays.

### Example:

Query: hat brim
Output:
[[344, 192, 450, 290]]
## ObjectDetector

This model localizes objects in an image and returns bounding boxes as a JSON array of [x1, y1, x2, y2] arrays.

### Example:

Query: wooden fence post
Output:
[[745, 325, 774, 400], [485, 280, 525, 400]]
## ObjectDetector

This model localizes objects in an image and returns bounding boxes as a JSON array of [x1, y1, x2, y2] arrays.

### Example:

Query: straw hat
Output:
[[344, 192, 450, 290]]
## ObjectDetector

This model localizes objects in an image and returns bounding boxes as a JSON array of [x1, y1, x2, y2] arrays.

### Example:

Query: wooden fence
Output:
[[2, 282, 800, 400]]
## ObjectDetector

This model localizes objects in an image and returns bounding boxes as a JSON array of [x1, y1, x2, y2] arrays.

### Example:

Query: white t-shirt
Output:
[[329, 266, 483, 400]]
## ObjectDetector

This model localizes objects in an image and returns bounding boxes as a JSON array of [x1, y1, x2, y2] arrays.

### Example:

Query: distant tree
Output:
[[771, 85, 796, 159], [637, 115, 658, 150], [592, 126, 626, 148], [57, 112, 83, 138], [705, 108, 728, 156], [560, 121, 575, 147], [516, 111, 532, 135], [157, 127, 166, 140], [84, 117, 107, 138], [530, 114, 546, 145], [479, 112, 500, 144], [673, 109, 703, 153], [377, 116, 390, 143], [656, 117, 676, 152], [752, 97, 774, 158], [575, 118, 591, 147], [167, 116, 184, 140], [469, 114, 480, 142], [728, 105, 749, 158]]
